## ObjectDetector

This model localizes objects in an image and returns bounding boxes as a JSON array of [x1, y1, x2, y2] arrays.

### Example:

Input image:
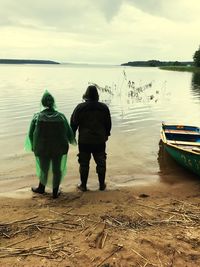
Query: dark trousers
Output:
[[39, 155, 62, 189], [78, 143, 107, 186]]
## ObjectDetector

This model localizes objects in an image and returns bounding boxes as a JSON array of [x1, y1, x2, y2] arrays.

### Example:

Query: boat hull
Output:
[[160, 123, 200, 177], [164, 144, 200, 176]]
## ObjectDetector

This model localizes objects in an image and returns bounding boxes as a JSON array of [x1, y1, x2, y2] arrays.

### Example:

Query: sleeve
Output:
[[105, 107, 112, 137], [24, 114, 37, 152], [29, 117, 37, 147], [70, 106, 79, 136], [62, 114, 77, 145]]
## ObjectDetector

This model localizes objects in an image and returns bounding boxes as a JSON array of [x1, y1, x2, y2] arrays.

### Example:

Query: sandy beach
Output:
[[0, 172, 200, 267]]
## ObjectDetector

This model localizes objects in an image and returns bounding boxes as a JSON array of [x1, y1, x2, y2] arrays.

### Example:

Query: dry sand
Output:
[[0, 176, 200, 267]]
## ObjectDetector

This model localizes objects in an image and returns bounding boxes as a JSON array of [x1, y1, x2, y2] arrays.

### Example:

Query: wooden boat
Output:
[[160, 123, 200, 176]]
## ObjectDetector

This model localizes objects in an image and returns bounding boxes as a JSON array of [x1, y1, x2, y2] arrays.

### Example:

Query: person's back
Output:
[[33, 109, 70, 157], [71, 100, 111, 144], [70, 85, 111, 191]]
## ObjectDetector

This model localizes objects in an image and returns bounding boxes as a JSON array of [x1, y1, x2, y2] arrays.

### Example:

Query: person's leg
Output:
[[77, 144, 91, 191], [32, 156, 50, 194], [93, 144, 107, 190], [52, 155, 62, 198]]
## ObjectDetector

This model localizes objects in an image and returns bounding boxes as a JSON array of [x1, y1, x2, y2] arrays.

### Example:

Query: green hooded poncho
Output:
[[25, 91, 76, 186]]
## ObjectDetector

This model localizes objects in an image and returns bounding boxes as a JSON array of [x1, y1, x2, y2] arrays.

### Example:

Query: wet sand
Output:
[[1, 150, 200, 266]]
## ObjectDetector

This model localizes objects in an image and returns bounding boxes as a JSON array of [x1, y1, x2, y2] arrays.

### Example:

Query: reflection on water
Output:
[[1, 65, 200, 186], [191, 72, 200, 94]]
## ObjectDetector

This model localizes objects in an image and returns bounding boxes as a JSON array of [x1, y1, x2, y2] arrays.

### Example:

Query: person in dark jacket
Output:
[[26, 91, 75, 198], [70, 85, 111, 191]]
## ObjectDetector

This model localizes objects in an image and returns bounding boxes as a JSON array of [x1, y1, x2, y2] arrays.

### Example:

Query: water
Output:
[[1, 64, 200, 190]]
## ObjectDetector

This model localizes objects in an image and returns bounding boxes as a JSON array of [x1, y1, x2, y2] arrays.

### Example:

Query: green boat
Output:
[[160, 123, 200, 176]]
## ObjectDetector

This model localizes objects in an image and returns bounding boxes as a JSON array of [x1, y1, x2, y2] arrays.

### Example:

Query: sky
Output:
[[0, 0, 200, 64]]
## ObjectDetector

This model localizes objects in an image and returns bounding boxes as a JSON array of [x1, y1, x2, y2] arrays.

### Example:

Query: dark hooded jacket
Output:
[[70, 86, 111, 144]]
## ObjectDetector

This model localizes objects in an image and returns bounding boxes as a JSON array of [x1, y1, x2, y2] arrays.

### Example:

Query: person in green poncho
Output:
[[25, 91, 76, 198]]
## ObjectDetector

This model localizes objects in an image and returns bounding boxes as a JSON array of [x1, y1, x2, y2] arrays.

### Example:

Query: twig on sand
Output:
[[131, 248, 157, 267], [136, 203, 200, 222], [38, 225, 77, 232], [0, 241, 65, 258], [67, 212, 89, 217], [1, 215, 85, 239], [96, 244, 123, 267], [172, 199, 199, 209], [169, 249, 176, 267], [135, 203, 177, 215], [6, 237, 33, 248], [157, 251, 163, 267], [3, 233, 10, 238], [101, 232, 108, 249], [94, 222, 107, 249], [2, 216, 38, 226]]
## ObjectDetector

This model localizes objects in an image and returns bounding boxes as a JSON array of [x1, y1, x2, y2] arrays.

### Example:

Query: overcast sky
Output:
[[0, 0, 200, 64]]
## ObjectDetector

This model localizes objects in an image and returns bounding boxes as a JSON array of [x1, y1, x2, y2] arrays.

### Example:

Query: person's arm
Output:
[[70, 106, 79, 137], [61, 113, 77, 145], [105, 107, 112, 137], [28, 114, 37, 149], [66, 118, 77, 145]]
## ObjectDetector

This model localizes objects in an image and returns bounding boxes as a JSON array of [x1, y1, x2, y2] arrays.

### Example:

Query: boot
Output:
[[53, 187, 61, 199], [99, 183, 106, 191], [31, 182, 45, 194], [77, 183, 87, 192], [98, 173, 106, 191], [77, 170, 88, 192]]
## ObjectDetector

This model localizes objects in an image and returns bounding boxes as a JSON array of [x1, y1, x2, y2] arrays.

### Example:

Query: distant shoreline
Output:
[[121, 60, 192, 67], [0, 59, 60, 64], [121, 60, 200, 73], [159, 66, 200, 73]]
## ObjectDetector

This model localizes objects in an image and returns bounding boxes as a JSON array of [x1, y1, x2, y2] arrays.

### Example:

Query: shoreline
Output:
[[159, 66, 200, 73], [1, 135, 200, 266], [0, 168, 198, 198], [0, 176, 200, 266]]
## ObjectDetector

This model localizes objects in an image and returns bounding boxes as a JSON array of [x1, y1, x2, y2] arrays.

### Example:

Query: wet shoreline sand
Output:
[[0, 172, 200, 266]]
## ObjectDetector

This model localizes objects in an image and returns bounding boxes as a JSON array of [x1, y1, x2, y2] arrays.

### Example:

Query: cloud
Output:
[[0, 0, 199, 63], [94, 0, 123, 21], [0, 0, 111, 31], [127, 0, 200, 21], [0, 0, 199, 31]]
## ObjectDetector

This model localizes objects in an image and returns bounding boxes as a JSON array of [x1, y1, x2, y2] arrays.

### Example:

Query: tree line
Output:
[[193, 46, 200, 67], [121, 60, 192, 67], [122, 46, 200, 68], [0, 59, 59, 64]]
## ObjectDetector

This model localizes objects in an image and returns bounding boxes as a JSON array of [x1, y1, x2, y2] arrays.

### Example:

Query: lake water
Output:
[[1, 64, 200, 192]]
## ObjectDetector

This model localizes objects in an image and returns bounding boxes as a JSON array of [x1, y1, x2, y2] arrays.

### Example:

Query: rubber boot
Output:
[[31, 182, 45, 194], [98, 173, 106, 191], [53, 187, 60, 199], [77, 172, 88, 192]]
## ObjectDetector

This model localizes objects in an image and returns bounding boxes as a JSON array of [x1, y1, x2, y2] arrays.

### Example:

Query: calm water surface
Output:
[[1, 64, 200, 188]]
